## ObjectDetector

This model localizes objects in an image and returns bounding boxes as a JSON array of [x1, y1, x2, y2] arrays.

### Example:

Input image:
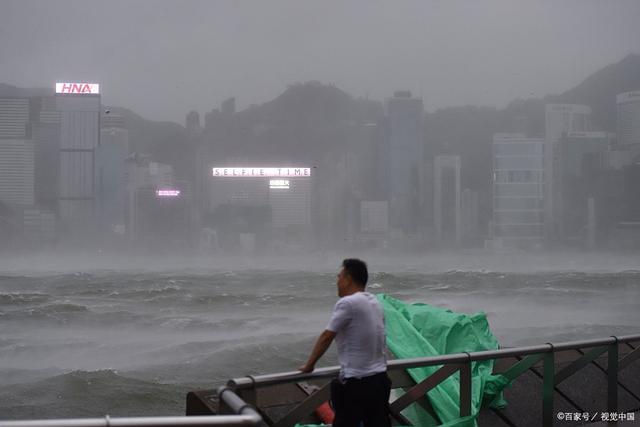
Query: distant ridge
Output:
[[547, 53, 640, 130]]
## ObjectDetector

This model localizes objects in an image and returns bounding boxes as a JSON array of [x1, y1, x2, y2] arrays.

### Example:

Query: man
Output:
[[299, 258, 391, 427]]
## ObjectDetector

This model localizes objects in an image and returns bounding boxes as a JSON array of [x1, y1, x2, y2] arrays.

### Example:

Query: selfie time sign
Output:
[[212, 167, 311, 178]]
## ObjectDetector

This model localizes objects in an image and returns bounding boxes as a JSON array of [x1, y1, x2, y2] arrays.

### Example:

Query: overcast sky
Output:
[[2, 0, 639, 123]]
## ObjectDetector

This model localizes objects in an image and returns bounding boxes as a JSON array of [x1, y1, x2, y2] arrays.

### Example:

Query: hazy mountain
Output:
[[0, 83, 50, 98]]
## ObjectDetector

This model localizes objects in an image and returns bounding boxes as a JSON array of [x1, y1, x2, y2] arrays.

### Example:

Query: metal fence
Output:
[[226, 334, 640, 427], [2, 334, 639, 427], [0, 387, 264, 427]]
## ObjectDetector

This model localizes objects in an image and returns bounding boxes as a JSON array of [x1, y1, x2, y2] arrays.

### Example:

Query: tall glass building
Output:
[[55, 84, 101, 229], [492, 133, 545, 248], [617, 91, 640, 148], [384, 91, 423, 235]]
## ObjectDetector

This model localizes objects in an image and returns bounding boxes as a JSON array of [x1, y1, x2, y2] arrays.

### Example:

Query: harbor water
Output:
[[1, 254, 639, 419]]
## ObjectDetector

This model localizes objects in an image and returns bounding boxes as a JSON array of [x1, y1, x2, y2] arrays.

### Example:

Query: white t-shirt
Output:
[[326, 291, 387, 379]]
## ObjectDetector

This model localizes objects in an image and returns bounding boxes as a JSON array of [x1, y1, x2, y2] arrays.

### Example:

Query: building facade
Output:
[[384, 91, 424, 235], [544, 104, 591, 239], [55, 84, 101, 230], [433, 155, 461, 245], [617, 91, 640, 148], [96, 121, 129, 235], [492, 134, 545, 248], [0, 98, 34, 207]]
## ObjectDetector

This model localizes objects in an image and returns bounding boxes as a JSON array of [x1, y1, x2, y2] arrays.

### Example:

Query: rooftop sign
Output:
[[212, 167, 311, 178], [56, 83, 100, 95], [156, 189, 181, 197]]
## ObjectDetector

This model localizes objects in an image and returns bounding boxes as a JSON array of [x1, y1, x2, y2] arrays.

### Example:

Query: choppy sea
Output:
[[1, 259, 639, 419]]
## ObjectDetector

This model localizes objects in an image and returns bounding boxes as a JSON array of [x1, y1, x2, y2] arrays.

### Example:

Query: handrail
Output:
[[0, 388, 263, 427], [0, 415, 262, 427], [3, 334, 640, 427], [229, 333, 640, 389]]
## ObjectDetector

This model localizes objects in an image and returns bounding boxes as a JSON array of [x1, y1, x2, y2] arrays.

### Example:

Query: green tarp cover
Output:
[[377, 294, 509, 426], [296, 294, 510, 427]]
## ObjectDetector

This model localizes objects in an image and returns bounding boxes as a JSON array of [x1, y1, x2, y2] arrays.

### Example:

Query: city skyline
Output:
[[2, 0, 640, 123]]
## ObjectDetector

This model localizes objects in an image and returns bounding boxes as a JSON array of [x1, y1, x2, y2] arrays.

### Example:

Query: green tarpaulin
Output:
[[377, 294, 510, 426], [296, 293, 511, 427]]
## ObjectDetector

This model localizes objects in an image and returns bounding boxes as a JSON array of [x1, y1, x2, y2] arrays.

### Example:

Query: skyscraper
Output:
[[96, 117, 129, 235], [617, 91, 640, 148], [433, 155, 461, 245], [55, 83, 101, 230], [492, 133, 545, 248], [544, 104, 591, 239], [384, 91, 423, 235], [0, 98, 34, 207]]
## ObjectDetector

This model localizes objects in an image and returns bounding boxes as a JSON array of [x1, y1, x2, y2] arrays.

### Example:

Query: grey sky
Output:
[[2, 0, 639, 123]]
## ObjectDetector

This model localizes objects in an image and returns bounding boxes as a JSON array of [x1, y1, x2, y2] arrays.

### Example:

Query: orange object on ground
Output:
[[314, 401, 335, 424]]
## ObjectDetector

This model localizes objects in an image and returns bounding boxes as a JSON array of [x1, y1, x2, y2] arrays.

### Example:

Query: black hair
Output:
[[342, 258, 368, 287]]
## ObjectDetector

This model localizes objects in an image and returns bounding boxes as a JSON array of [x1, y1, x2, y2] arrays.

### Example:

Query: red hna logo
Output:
[[59, 83, 95, 94]]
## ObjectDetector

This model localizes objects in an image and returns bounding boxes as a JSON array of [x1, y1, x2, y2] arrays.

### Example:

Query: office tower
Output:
[[492, 133, 545, 248], [433, 155, 461, 244], [0, 98, 34, 206], [96, 119, 129, 234], [557, 131, 611, 240], [544, 104, 591, 239], [55, 83, 101, 228], [0, 139, 34, 207], [268, 177, 311, 228], [384, 91, 423, 235], [0, 98, 30, 139], [34, 104, 62, 209], [617, 91, 640, 148]]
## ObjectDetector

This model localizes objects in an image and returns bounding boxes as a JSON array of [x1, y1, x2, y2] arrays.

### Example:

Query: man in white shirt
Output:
[[299, 258, 391, 427]]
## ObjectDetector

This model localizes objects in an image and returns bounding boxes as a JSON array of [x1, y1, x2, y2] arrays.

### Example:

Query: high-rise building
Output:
[[433, 155, 461, 245], [544, 104, 591, 239], [0, 139, 34, 207], [55, 83, 101, 229], [617, 91, 640, 148], [0, 98, 34, 207], [557, 131, 611, 240], [34, 105, 62, 209], [96, 122, 129, 234], [384, 91, 423, 235], [491, 133, 545, 248], [0, 98, 30, 139]]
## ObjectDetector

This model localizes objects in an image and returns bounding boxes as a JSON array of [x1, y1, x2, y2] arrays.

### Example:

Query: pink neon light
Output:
[[156, 189, 181, 197]]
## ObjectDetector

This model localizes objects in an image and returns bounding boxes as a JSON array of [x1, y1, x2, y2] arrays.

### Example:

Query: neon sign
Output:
[[156, 189, 181, 197], [56, 83, 100, 94], [212, 167, 311, 178], [269, 179, 290, 189]]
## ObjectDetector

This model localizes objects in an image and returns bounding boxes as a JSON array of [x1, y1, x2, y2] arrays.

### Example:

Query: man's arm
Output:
[[298, 329, 337, 373]]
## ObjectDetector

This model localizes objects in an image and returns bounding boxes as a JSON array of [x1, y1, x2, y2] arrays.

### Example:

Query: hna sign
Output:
[[56, 83, 100, 95]]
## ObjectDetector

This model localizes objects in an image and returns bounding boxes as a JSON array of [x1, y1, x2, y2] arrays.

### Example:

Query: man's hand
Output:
[[298, 363, 315, 373], [298, 330, 336, 374]]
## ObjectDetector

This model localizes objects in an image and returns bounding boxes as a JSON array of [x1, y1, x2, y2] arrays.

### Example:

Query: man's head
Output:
[[337, 258, 368, 297]]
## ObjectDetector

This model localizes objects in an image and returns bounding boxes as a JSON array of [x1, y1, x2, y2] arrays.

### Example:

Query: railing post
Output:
[[459, 353, 472, 418], [608, 337, 619, 425], [542, 346, 555, 427]]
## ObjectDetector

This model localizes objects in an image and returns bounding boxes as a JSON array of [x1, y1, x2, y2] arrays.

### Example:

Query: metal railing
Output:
[[226, 334, 640, 427], [2, 334, 639, 427], [0, 387, 264, 427]]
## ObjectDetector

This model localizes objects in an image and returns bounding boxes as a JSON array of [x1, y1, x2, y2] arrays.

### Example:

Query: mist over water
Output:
[[1, 256, 639, 418]]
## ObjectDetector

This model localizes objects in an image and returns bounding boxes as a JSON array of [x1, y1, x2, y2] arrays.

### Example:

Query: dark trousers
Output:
[[330, 372, 391, 427]]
